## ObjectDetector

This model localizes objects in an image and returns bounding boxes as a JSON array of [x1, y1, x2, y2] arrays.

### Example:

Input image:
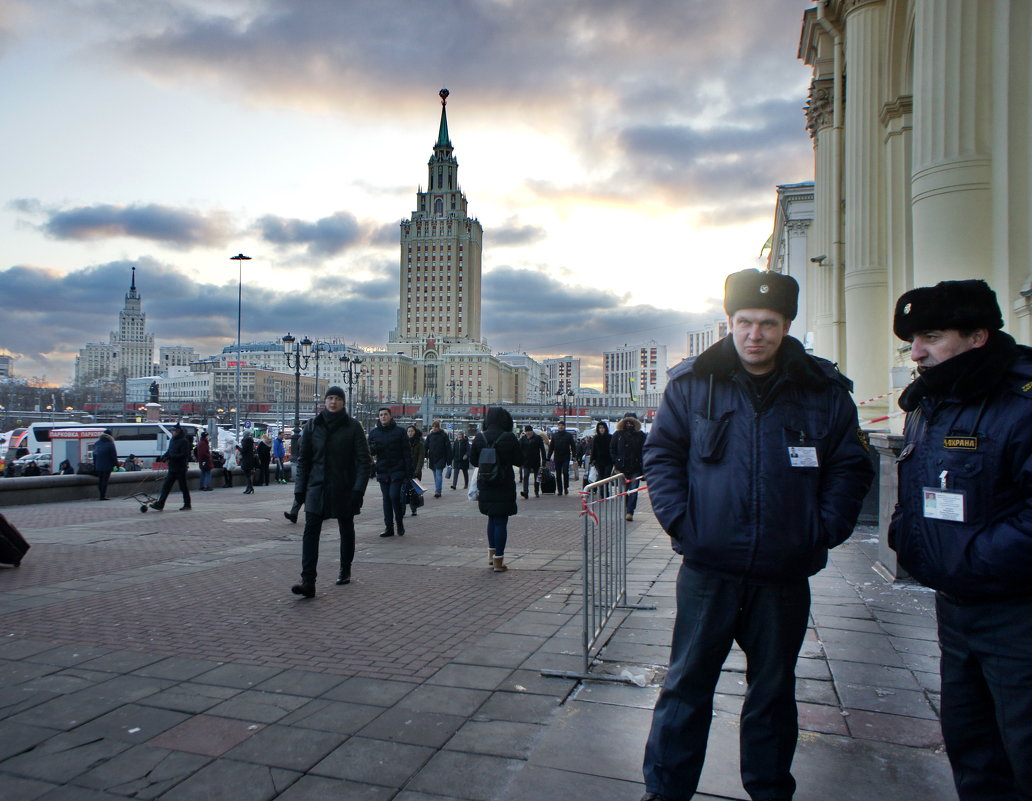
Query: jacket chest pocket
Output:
[[781, 417, 828, 471], [692, 411, 734, 464], [934, 447, 990, 522]]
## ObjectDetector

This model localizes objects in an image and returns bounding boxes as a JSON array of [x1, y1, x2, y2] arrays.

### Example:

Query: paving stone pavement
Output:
[[0, 480, 956, 800]]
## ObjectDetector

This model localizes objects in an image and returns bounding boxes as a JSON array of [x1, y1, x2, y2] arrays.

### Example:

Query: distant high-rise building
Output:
[[686, 319, 729, 358], [0, 354, 13, 378], [159, 346, 198, 373], [543, 357, 580, 396], [75, 267, 155, 385]]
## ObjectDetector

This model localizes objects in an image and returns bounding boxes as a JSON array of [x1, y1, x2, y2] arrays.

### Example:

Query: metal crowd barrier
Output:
[[541, 472, 655, 683]]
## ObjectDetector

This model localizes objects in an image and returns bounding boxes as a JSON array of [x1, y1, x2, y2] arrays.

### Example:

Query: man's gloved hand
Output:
[[351, 491, 364, 516]]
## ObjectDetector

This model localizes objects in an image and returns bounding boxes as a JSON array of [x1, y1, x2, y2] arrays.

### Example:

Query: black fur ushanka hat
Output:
[[893, 279, 1003, 340]]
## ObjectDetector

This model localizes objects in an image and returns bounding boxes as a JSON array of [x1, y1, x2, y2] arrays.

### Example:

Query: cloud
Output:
[[0, 257, 399, 383], [253, 211, 363, 256], [30, 202, 234, 249], [480, 266, 719, 359], [1, 258, 721, 385], [489, 218, 546, 248]]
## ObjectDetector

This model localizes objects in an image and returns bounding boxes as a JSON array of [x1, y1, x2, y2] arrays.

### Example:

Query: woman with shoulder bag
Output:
[[470, 407, 520, 572]]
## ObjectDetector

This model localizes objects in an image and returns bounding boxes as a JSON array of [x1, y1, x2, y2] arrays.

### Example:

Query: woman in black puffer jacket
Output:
[[470, 407, 520, 572]]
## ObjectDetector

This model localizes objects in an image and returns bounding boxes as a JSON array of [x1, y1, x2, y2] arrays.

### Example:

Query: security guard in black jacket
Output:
[[889, 279, 1032, 801]]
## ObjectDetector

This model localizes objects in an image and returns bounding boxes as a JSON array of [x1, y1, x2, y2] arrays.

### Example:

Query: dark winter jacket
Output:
[[294, 409, 371, 519], [239, 434, 256, 470], [591, 430, 613, 476], [195, 436, 212, 470], [890, 332, 1032, 602], [368, 419, 411, 481], [519, 432, 547, 470], [451, 436, 470, 468], [162, 431, 192, 474], [257, 438, 272, 467], [471, 407, 520, 517], [92, 433, 118, 473], [610, 418, 645, 477], [547, 428, 576, 464], [408, 432, 425, 480], [425, 429, 451, 470], [644, 335, 874, 583]]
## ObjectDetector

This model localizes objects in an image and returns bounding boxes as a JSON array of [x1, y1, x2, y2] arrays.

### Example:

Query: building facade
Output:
[[797, 0, 1031, 426], [0, 354, 13, 379], [686, 319, 730, 359], [543, 357, 580, 397], [602, 341, 668, 402]]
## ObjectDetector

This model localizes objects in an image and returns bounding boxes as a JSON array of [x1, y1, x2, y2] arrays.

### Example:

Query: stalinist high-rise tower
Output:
[[364, 90, 527, 406], [393, 88, 484, 345]]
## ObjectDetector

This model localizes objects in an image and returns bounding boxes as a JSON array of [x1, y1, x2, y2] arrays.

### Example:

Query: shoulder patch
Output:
[[1021, 380, 1032, 394]]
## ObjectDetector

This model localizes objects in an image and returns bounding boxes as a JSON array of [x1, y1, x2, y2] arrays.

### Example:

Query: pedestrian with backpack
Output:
[[470, 407, 520, 572]]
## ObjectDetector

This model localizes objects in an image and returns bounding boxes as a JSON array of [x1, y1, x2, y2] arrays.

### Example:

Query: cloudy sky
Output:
[[0, 0, 815, 387]]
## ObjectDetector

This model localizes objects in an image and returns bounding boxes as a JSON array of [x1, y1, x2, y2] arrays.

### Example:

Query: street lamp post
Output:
[[282, 333, 313, 456], [230, 253, 251, 442], [339, 354, 364, 417], [556, 389, 574, 424]]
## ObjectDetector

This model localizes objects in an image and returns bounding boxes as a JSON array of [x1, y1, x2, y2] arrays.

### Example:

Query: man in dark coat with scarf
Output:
[[640, 269, 873, 801], [290, 386, 371, 598], [889, 280, 1032, 801], [92, 429, 118, 500]]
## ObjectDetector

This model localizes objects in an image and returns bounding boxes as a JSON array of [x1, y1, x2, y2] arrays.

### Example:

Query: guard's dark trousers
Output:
[[937, 593, 1032, 801], [643, 563, 810, 801]]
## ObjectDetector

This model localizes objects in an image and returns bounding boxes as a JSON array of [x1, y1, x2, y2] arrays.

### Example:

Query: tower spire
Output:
[[130, 265, 136, 292], [437, 88, 451, 147]]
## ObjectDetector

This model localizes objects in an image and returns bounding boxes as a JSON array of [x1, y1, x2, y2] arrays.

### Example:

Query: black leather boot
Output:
[[290, 581, 315, 598]]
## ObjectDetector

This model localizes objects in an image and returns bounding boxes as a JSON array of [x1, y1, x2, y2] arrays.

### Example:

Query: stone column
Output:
[[843, 0, 890, 409], [992, 0, 1031, 340], [806, 78, 844, 365], [911, 0, 994, 285]]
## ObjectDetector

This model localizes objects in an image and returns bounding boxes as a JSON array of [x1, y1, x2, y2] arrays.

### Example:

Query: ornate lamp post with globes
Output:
[[338, 354, 364, 417], [282, 333, 313, 456]]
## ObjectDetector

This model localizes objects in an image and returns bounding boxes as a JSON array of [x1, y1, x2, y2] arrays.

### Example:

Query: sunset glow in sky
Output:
[[0, 0, 815, 386]]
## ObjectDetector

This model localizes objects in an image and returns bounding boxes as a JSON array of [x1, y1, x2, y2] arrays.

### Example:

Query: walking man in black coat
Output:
[[368, 407, 411, 537], [518, 425, 547, 498], [150, 425, 192, 511], [290, 387, 370, 598], [546, 420, 576, 495]]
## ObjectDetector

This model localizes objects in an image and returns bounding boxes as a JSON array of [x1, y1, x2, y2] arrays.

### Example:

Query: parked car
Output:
[[11, 452, 52, 476]]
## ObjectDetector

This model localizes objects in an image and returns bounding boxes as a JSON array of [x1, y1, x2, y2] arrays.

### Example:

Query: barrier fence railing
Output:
[[541, 472, 655, 683]]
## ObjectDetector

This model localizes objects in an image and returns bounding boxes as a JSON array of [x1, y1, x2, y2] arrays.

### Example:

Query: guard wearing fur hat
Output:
[[889, 279, 1032, 801], [289, 385, 371, 598], [640, 268, 874, 801]]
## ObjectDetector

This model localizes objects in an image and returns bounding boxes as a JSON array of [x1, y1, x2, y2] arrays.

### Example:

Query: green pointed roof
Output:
[[437, 88, 451, 147]]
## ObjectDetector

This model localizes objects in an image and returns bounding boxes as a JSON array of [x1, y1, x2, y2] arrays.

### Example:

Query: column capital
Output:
[[805, 78, 835, 139]]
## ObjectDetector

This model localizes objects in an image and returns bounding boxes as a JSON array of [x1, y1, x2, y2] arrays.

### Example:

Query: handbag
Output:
[[467, 468, 480, 501], [406, 481, 425, 508], [445, 465, 452, 479]]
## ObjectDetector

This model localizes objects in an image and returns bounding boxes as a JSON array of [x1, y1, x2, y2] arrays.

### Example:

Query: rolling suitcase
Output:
[[540, 466, 557, 495], [0, 513, 30, 567]]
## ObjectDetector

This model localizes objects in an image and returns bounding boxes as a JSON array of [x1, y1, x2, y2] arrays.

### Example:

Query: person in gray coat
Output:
[[290, 387, 371, 599]]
